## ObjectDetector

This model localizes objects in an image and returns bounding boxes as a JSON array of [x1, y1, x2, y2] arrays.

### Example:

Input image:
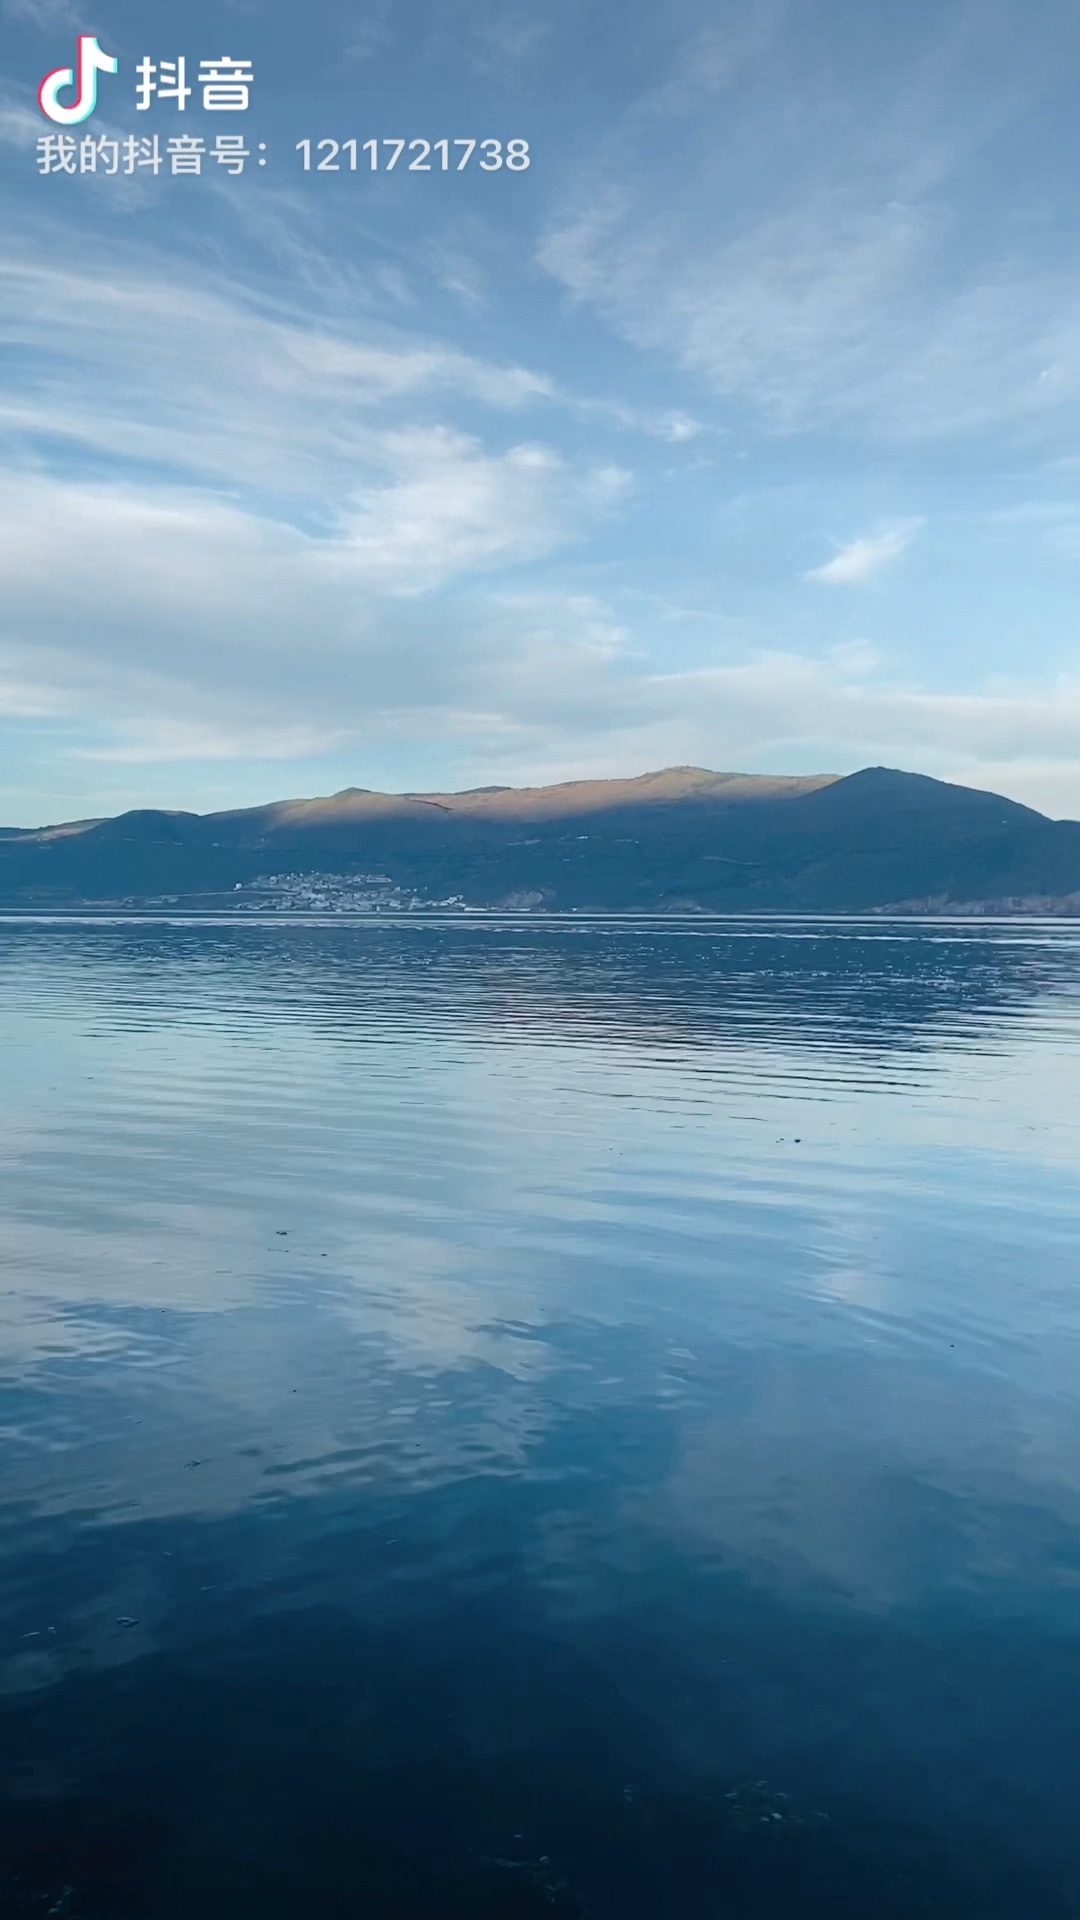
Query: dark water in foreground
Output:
[[2, 916, 1080, 1919]]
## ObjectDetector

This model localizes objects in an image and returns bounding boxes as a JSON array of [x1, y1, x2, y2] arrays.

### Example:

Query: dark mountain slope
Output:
[[1, 766, 1078, 911]]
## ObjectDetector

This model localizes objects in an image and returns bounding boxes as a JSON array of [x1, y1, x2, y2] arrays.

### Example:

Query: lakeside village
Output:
[[41, 872, 549, 912], [229, 873, 469, 912], [105, 873, 474, 912]]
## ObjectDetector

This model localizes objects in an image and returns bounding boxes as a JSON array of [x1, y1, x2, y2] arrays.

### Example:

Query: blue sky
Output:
[[3, 0, 1080, 823]]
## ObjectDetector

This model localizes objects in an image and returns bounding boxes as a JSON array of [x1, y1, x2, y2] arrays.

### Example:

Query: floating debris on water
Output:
[[482, 1852, 589, 1914], [1, 1881, 80, 1918], [617, 1773, 830, 1841], [721, 1779, 828, 1834]]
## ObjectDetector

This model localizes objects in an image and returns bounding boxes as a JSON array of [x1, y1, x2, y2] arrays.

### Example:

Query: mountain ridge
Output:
[[1, 765, 1078, 913]]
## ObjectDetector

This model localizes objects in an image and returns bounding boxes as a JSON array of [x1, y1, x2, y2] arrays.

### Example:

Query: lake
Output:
[[1, 916, 1079, 1919]]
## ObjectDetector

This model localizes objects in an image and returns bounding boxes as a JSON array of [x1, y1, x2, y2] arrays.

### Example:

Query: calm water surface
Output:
[[1, 916, 1080, 1918]]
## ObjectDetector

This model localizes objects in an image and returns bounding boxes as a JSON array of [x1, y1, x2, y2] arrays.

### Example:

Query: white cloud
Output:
[[0, 673, 67, 718], [1, 457, 1079, 818], [329, 426, 630, 592], [805, 520, 923, 585], [440, 651, 1080, 819], [0, 467, 637, 769], [938, 761, 1080, 822], [72, 720, 359, 766], [659, 412, 703, 444], [608, 657, 1080, 817]]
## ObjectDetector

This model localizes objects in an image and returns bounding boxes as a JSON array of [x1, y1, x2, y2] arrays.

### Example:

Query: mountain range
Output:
[[2, 765, 1079, 914]]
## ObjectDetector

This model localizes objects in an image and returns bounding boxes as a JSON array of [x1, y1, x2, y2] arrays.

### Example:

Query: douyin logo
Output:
[[38, 36, 118, 125]]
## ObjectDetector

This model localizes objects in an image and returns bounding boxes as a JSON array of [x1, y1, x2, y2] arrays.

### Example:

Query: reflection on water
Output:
[[1, 917, 1079, 1917]]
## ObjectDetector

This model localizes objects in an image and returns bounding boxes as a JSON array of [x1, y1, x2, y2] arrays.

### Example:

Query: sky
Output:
[[3, 0, 1080, 824]]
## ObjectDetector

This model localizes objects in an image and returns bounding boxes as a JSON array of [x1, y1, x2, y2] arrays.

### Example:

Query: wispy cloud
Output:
[[805, 520, 923, 585], [343, 17, 394, 64], [2, 0, 79, 27], [0, 248, 563, 499], [0, 235, 690, 510], [539, 12, 1080, 445], [468, 12, 548, 75], [0, 98, 41, 147]]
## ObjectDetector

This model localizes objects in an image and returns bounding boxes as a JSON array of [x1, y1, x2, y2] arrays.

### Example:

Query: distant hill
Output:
[[2, 765, 1080, 913]]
